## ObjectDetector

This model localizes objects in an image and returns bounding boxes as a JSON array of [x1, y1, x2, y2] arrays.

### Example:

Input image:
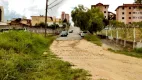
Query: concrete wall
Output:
[[0, 6, 4, 22]]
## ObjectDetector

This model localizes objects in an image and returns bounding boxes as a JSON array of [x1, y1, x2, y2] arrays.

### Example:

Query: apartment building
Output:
[[91, 3, 109, 19], [61, 12, 70, 22], [116, 4, 142, 24], [0, 6, 4, 22]]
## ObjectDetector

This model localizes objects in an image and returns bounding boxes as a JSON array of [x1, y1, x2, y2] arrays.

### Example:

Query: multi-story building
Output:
[[61, 12, 70, 22], [91, 3, 109, 19], [115, 4, 142, 24], [0, 6, 4, 22]]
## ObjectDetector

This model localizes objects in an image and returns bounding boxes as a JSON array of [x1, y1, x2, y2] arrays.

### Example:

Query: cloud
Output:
[[0, 0, 135, 21]]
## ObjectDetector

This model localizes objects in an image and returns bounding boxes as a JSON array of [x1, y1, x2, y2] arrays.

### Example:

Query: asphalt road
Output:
[[56, 27, 82, 40]]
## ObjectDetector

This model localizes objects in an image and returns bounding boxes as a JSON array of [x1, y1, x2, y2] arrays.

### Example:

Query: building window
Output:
[[122, 17, 124, 19], [129, 17, 131, 19], [133, 12, 137, 14], [129, 7, 131, 9], [129, 12, 131, 14], [122, 12, 124, 14], [104, 11, 106, 13]]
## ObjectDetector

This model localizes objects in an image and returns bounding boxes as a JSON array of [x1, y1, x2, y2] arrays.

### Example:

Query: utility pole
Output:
[[45, 0, 48, 37]]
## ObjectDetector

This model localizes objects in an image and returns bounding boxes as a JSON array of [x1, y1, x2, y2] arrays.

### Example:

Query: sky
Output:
[[0, 0, 134, 21]]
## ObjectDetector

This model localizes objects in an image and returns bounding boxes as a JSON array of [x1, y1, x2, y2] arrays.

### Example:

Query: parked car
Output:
[[60, 31, 68, 37], [69, 30, 73, 33], [79, 31, 88, 35]]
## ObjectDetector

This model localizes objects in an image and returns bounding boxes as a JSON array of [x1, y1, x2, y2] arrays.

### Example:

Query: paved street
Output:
[[56, 27, 82, 40]]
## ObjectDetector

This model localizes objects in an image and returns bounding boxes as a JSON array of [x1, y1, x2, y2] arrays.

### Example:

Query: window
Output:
[[133, 12, 137, 14], [104, 11, 106, 13], [122, 17, 124, 19], [122, 12, 124, 14], [129, 7, 131, 9], [129, 17, 131, 19], [129, 12, 131, 14]]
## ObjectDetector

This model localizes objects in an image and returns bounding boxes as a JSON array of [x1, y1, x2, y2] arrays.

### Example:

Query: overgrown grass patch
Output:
[[108, 48, 142, 58], [84, 34, 102, 46], [0, 31, 90, 80]]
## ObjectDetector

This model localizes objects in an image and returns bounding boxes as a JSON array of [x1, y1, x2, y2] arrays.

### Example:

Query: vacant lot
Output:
[[50, 40, 142, 80]]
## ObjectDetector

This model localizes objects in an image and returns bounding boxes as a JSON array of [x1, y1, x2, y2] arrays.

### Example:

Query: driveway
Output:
[[50, 39, 142, 80]]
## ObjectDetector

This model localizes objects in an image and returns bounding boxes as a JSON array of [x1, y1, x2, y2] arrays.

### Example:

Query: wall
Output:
[[0, 6, 4, 22]]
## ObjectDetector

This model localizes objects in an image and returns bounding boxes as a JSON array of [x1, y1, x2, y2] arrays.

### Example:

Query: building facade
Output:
[[31, 16, 61, 26], [91, 3, 109, 19], [61, 12, 70, 22], [0, 6, 4, 22], [116, 4, 142, 24]]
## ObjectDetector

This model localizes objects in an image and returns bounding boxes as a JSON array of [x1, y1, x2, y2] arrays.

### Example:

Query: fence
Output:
[[98, 27, 142, 49]]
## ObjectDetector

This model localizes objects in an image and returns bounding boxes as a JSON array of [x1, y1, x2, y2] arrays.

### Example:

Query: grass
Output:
[[108, 48, 142, 58], [84, 34, 102, 46], [0, 31, 91, 80]]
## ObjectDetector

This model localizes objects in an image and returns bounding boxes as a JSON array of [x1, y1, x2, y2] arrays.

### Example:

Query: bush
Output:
[[84, 34, 102, 46], [135, 48, 142, 53]]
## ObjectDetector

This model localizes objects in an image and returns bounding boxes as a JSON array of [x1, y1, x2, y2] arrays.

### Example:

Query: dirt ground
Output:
[[50, 40, 142, 80]]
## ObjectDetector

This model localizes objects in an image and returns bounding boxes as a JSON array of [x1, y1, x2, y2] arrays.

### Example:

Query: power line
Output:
[[48, 0, 64, 9], [48, 0, 58, 7]]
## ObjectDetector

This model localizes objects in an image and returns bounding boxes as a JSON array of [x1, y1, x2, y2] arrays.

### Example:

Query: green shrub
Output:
[[135, 48, 142, 53], [84, 34, 102, 46]]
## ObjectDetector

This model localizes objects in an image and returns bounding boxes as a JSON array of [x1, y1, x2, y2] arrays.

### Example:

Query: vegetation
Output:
[[135, 0, 142, 4], [108, 48, 142, 58], [84, 34, 102, 46], [35, 22, 59, 29], [71, 5, 105, 34], [0, 31, 90, 80]]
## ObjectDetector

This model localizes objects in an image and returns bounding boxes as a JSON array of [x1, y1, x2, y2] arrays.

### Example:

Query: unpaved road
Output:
[[50, 40, 142, 80]]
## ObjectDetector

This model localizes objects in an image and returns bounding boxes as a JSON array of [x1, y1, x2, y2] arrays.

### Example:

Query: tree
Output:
[[71, 5, 105, 34], [135, 0, 142, 4]]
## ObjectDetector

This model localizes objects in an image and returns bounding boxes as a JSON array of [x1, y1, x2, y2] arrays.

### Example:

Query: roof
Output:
[[115, 3, 142, 11], [91, 3, 109, 7], [31, 16, 51, 18]]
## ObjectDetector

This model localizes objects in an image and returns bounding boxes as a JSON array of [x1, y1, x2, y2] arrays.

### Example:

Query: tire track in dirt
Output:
[[50, 40, 142, 80]]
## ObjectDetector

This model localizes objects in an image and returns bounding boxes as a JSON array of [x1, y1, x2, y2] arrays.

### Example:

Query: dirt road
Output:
[[50, 40, 142, 80]]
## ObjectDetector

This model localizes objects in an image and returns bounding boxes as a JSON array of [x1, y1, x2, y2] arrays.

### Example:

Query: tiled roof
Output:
[[115, 4, 142, 11], [92, 3, 109, 7]]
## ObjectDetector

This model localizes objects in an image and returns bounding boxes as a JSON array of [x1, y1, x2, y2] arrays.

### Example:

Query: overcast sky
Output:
[[0, 0, 134, 21]]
